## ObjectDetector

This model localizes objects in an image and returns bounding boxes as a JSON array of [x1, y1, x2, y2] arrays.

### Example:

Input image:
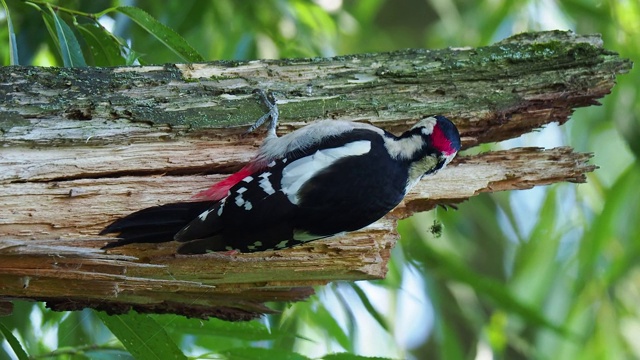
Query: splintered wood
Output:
[[0, 31, 630, 319]]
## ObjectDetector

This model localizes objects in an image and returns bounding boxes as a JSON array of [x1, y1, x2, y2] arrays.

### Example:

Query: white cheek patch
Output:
[[281, 140, 372, 205], [384, 135, 424, 160]]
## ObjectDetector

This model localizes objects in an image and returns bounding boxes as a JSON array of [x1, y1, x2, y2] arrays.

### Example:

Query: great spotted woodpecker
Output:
[[101, 90, 461, 254]]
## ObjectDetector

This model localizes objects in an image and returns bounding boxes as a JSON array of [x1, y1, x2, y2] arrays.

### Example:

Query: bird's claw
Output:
[[248, 89, 279, 138]]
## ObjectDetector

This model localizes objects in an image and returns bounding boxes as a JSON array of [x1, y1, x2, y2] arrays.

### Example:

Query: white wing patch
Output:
[[232, 187, 254, 210], [258, 120, 383, 161], [217, 198, 225, 216], [281, 140, 371, 204], [197, 207, 215, 221], [258, 172, 276, 195], [234, 187, 248, 207]]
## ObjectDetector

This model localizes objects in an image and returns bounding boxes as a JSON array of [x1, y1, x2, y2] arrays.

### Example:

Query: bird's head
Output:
[[411, 115, 461, 166], [396, 115, 461, 189]]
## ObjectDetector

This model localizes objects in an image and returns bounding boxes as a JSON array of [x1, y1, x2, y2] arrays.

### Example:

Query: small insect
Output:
[[429, 220, 443, 238]]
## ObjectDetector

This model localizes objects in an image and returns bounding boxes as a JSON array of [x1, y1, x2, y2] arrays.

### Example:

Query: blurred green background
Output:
[[1, 0, 638, 359]]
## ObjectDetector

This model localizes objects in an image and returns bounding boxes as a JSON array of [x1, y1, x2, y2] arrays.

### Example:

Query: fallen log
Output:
[[0, 30, 631, 319]]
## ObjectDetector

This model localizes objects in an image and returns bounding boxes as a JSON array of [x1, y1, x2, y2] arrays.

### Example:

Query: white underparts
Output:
[[281, 140, 372, 205]]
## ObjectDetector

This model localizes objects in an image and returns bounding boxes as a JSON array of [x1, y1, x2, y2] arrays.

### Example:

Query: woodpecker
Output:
[[101, 90, 461, 254]]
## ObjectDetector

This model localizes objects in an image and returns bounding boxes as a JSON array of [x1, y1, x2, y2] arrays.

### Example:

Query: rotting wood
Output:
[[0, 30, 631, 320]]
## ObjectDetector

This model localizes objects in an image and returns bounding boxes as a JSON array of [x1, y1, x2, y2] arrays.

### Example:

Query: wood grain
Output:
[[0, 30, 629, 319]]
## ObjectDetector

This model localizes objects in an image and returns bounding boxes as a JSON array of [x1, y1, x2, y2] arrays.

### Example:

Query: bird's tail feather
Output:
[[100, 201, 216, 249]]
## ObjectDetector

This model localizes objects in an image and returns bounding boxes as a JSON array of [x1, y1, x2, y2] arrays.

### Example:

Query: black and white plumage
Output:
[[101, 91, 461, 254]]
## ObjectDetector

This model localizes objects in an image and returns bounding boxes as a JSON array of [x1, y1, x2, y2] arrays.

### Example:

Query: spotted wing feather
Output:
[[174, 161, 299, 253], [174, 131, 384, 254]]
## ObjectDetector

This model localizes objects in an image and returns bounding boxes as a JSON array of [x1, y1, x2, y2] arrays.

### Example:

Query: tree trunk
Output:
[[0, 30, 631, 320]]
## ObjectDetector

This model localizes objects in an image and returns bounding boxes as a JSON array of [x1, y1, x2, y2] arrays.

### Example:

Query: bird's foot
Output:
[[248, 89, 279, 138]]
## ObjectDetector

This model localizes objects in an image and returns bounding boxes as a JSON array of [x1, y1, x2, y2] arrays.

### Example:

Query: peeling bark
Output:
[[0, 31, 631, 320]]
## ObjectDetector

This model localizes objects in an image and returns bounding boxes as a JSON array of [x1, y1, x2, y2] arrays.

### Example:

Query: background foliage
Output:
[[1, 0, 638, 359]]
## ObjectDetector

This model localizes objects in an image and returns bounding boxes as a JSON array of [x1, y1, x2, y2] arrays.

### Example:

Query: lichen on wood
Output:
[[0, 30, 631, 320]]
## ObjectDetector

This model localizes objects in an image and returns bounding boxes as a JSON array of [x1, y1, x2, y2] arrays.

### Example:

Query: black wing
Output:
[[100, 201, 215, 249]]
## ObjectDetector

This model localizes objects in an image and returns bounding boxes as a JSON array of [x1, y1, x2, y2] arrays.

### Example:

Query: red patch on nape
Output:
[[193, 165, 255, 201], [431, 125, 455, 155]]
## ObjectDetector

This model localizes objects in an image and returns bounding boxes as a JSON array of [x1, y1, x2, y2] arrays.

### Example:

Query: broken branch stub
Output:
[[0, 30, 631, 320]]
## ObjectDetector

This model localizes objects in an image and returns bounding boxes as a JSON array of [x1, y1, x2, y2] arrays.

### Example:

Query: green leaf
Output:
[[221, 347, 310, 360], [424, 276, 473, 359], [96, 311, 187, 360], [509, 188, 562, 305], [76, 23, 126, 66], [57, 310, 93, 348], [404, 224, 573, 338], [312, 303, 351, 351], [82, 349, 134, 360], [322, 353, 394, 360], [570, 163, 640, 303], [0, 322, 29, 360], [48, 5, 87, 67], [436, 311, 467, 360], [40, 12, 57, 45], [348, 283, 390, 333], [115, 6, 205, 63], [0, 0, 18, 65], [150, 314, 283, 341]]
